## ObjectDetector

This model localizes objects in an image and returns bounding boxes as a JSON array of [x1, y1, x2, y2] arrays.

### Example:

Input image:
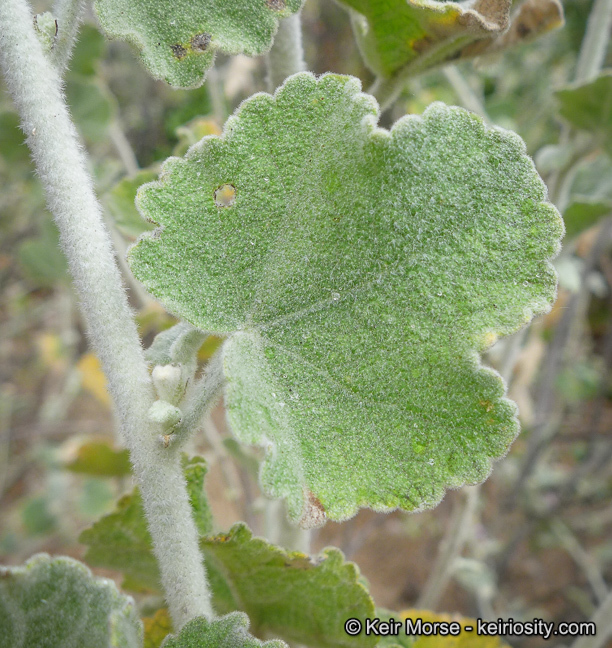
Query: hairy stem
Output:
[[574, 0, 612, 83], [51, 0, 85, 72], [0, 0, 212, 628], [266, 12, 305, 92], [174, 350, 225, 447]]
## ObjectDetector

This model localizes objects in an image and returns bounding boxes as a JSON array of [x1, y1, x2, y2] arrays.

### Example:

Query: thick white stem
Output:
[[0, 0, 212, 628], [266, 12, 305, 92]]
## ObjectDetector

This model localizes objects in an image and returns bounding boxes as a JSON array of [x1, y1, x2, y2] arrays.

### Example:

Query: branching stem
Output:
[[0, 0, 212, 629]]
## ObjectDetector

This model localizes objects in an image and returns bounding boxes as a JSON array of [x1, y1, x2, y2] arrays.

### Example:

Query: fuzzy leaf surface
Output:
[[201, 523, 375, 648], [338, 0, 563, 78], [129, 73, 563, 525], [556, 72, 612, 156], [161, 613, 285, 648], [0, 554, 142, 648], [94, 0, 303, 88]]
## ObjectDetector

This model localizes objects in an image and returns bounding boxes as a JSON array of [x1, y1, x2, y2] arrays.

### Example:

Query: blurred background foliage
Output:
[[1, 1, 612, 647]]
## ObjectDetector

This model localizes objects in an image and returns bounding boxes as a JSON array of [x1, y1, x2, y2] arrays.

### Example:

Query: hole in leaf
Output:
[[266, 0, 286, 10], [191, 33, 211, 52], [214, 184, 236, 208], [171, 44, 187, 59]]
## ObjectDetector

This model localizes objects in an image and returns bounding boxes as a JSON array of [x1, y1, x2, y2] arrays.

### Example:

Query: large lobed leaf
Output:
[[129, 73, 563, 526], [0, 554, 142, 648], [338, 0, 563, 79], [94, 0, 304, 88], [201, 523, 375, 648]]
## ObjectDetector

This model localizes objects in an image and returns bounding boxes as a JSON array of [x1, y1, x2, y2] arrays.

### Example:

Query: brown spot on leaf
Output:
[[191, 33, 211, 52], [266, 0, 286, 10], [171, 44, 187, 59], [479, 400, 494, 413], [298, 490, 326, 529]]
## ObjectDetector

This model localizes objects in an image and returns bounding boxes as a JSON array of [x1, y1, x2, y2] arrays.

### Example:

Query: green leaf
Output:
[[183, 456, 214, 536], [65, 76, 116, 143], [128, 73, 563, 525], [105, 169, 158, 239], [556, 71, 612, 156], [82, 457, 375, 647], [65, 438, 132, 477], [80, 486, 160, 592], [161, 613, 285, 648], [81, 457, 375, 648], [0, 554, 142, 648], [0, 111, 29, 165], [563, 200, 611, 239], [201, 523, 375, 648], [338, 0, 563, 78], [17, 218, 69, 286], [70, 24, 107, 77], [80, 455, 212, 592], [94, 0, 304, 88]]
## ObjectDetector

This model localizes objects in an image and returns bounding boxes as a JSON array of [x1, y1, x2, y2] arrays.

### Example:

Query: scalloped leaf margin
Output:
[[128, 72, 563, 527], [94, 0, 304, 88], [0, 554, 142, 648]]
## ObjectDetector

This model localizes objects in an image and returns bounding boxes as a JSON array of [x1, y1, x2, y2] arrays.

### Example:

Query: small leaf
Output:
[[70, 24, 107, 77], [0, 554, 142, 648], [201, 523, 375, 648], [129, 73, 563, 525], [80, 455, 212, 591], [17, 218, 69, 286], [65, 76, 116, 143], [556, 71, 612, 156], [183, 455, 214, 536], [161, 612, 285, 648], [339, 0, 563, 78], [0, 111, 29, 165], [563, 200, 611, 239], [105, 169, 158, 239], [65, 438, 132, 477], [94, 0, 304, 88], [80, 487, 161, 592]]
